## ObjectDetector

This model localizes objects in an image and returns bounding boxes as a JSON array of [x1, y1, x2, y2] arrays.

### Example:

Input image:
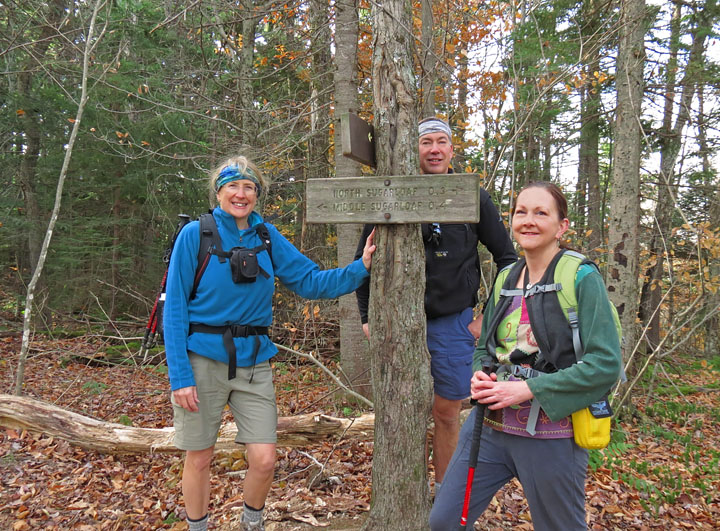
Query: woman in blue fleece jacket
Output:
[[164, 155, 376, 531]]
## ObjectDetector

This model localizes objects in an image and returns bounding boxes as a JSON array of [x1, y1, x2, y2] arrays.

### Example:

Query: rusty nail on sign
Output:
[[384, 179, 391, 186], [384, 213, 391, 220]]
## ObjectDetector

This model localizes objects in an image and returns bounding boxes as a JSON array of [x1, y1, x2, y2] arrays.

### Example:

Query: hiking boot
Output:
[[239, 519, 265, 531]]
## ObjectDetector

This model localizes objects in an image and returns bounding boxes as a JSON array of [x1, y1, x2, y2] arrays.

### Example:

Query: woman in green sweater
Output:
[[429, 181, 622, 531]]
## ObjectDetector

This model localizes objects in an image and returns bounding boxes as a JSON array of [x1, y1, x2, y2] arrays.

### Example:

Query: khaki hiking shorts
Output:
[[172, 353, 277, 450]]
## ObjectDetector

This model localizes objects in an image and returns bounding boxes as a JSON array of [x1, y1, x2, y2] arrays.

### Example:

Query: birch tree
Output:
[[15, 0, 108, 394]]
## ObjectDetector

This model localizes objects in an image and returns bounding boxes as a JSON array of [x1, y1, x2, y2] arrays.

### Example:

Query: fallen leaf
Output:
[[66, 500, 89, 510]]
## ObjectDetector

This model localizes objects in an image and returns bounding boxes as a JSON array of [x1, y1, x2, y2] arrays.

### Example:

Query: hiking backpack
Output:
[[141, 212, 273, 350], [485, 249, 625, 439], [492, 249, 623, 369]]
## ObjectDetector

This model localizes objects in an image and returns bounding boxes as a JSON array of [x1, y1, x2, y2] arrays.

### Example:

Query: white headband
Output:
[[418, 119, 452, 140]]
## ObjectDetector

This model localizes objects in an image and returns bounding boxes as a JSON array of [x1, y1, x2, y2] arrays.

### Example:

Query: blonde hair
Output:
[[209, 155, 268, 196]]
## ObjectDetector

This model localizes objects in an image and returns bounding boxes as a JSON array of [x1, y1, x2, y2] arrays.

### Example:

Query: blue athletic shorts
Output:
[[427, 307, 475, 400]]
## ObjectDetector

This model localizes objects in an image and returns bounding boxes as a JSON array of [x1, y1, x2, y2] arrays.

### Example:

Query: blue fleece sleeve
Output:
[[163, 221, 200, 391], [268, 225, 370, 299]]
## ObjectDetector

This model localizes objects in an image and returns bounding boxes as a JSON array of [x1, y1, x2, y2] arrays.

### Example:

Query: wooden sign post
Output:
[[307, 113, 483, 225]]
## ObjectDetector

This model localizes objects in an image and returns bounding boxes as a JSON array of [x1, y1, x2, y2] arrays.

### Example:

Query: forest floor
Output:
[[1, 332, 719, 530]]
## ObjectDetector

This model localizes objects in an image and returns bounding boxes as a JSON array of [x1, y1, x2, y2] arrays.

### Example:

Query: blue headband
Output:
[[215, 164, 262, 195]]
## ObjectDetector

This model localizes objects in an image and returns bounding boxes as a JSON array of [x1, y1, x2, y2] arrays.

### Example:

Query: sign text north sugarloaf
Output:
[[306, 174, 481, 224]]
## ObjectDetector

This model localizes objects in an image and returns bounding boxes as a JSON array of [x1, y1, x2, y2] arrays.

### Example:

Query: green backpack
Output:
[[488, 250, 625, 442], [493, 250, 624, 367]]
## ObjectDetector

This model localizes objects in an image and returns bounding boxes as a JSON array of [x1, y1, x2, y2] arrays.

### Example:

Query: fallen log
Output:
[[0, 394, 374, 454]]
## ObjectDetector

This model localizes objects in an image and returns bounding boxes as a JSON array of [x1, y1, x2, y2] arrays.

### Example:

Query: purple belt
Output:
[[485, 372, 573, 439]]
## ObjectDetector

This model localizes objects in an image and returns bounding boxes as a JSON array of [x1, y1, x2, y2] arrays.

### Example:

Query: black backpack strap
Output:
[[254, 223, 273, 263], [191, 214, 276, 300], [255, 213, 278, 262], [203, 212, 230, 263], [523, 250, 568, 372], [190, 212, 219, 300]]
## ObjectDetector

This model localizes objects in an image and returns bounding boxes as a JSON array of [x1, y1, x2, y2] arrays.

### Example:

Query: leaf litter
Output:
[[1, 335, 718, 529]]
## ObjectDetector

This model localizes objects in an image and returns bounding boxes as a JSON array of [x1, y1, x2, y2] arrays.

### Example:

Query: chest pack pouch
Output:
[[229, 247, 264, 283], [202, 219, 273, 285]]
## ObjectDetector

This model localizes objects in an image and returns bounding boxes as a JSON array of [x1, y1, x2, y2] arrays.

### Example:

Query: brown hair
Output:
[[512, 181, 568, 221]]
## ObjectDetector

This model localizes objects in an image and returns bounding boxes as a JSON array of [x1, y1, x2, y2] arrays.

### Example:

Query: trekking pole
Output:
[[459, 363, 493, 531], [142, 281, 162, 350], [141, 214, 191, 356]]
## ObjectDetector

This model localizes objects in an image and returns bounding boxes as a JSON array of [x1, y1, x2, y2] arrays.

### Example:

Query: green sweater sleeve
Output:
[[526, 267, 622, 421], [472, 285, 497, 373]]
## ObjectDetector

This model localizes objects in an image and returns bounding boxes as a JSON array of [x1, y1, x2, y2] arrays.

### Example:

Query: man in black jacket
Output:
[[354, 117, 517, 489]]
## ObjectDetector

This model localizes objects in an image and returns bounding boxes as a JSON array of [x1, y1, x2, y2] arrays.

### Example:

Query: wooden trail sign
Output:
[[309, 112, 482, 224], [306, 174, 481, 224]]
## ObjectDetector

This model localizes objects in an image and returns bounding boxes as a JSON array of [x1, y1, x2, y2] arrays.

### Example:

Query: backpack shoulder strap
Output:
[[486, 258, 522, 360], [493, 259, 524, 304], [255, 213, 279, 261], [553, 250, 598, 362], [553, 250, 587, 313], [190, 212, 219, 300], [254, 223, 273, 262]]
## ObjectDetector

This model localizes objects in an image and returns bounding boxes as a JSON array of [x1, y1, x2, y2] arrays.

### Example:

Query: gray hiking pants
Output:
[[429, 407, 588, 531]]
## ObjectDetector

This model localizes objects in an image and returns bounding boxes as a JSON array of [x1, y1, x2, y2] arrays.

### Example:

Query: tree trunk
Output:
[[525, 128, 540, 182], [639, 0, 716, 351], [699, 90, 720, 357], [607, 0, 646, 373], [0, 395, 375, 453], [420, 0, 436, 118], [453, 15, 470, 173], [579, 0, 603, 258], [707, 181, 720, 358], [334, 0, 372, 400], [16, 92, 52, 329], [12, 0, 66, 329], [364, 0, 432, 528], [639, 1, 680, 351], [110, 187, 122, 320], [541, 106, 552, 181], [239, 4, 260, 152], [301, 0, 333, 266]]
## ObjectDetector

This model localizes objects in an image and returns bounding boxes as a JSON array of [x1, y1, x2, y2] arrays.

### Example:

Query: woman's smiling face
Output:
[[216, 179, 258, 227], [512, 187, 568, 252]]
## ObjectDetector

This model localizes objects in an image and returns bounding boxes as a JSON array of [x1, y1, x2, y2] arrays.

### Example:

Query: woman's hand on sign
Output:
[[361, 229, 377, 270]]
